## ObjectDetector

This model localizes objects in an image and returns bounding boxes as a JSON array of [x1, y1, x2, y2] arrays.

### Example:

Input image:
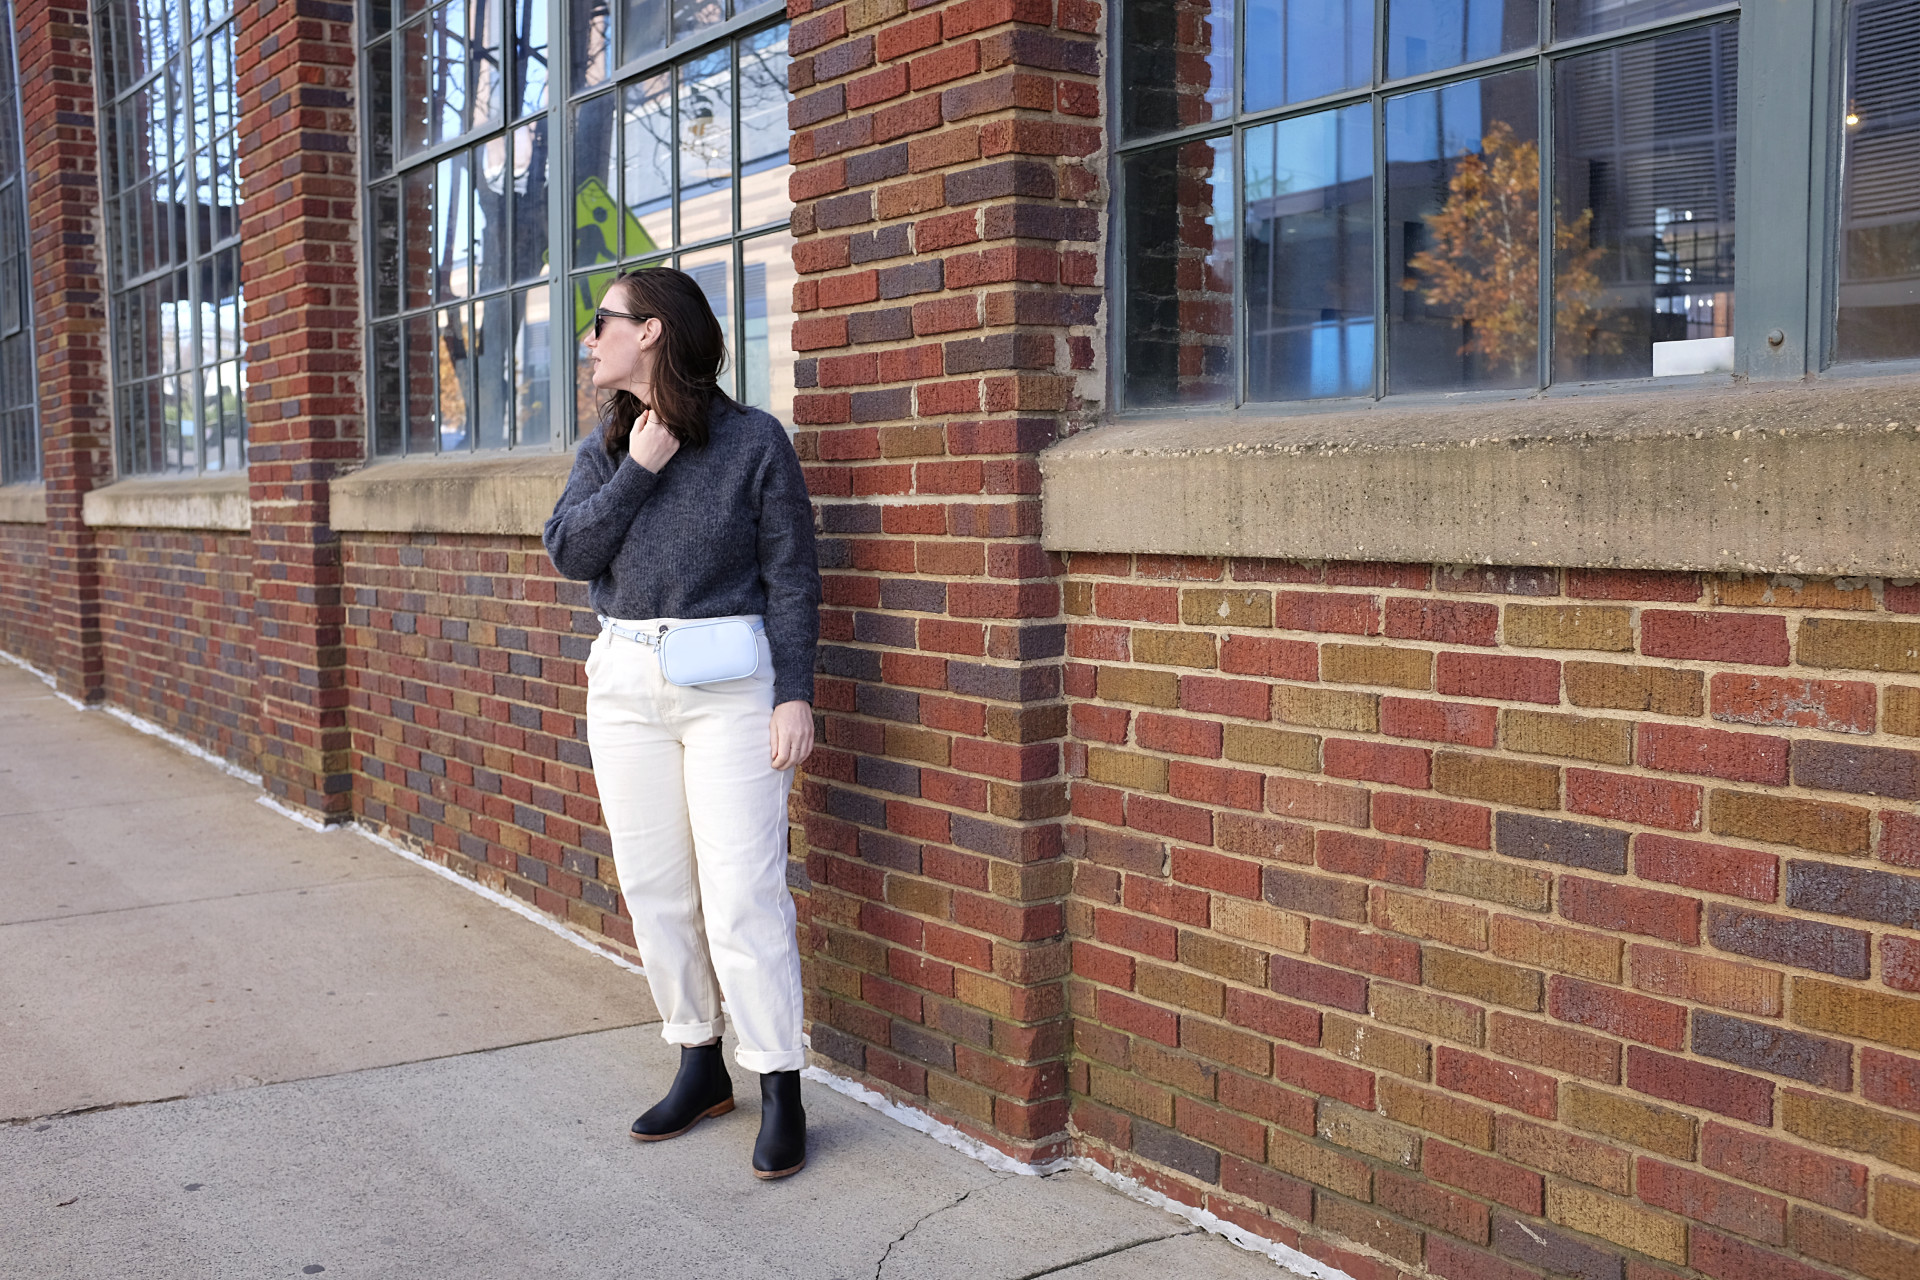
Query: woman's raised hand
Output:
[[629, 408, 681, 474]]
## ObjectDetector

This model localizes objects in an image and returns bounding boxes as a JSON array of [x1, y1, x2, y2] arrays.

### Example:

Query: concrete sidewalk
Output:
[[0, 659, 1304, 1280]]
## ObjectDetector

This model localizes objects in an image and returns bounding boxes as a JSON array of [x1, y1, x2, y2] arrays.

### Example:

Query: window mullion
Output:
[[548, 0, 571, 445], [1537, 45, 1553, 392]]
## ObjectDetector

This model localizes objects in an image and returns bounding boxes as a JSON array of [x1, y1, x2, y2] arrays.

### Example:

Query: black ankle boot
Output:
[[630, 1042, 734, 1141], [752, 1070, 806, 1179]]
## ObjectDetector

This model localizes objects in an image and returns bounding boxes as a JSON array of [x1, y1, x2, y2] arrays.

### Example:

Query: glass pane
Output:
[[512, 0, 549, 118], [369, 0, 395, 37], [435, 1, 470, 143], [436, 152, 472, 300], [406, 310, 439, 451], [1386, 68, 1540, 393], [1386, 0, 1536, 79], [513, 286, 552, 446], [673, 0, 723, 44], [1556, 0, 1724, 39], [1122, 136, 1236, 406], [681, 244, 735, 395], [513, 120, 551, 280], [1246, 103, 1375, 401], [1555, 23, 1737, 382], [437, 304, 471, 451], [202, 366, 224, 470], [1836, 0, 1920, 362], [571, 0, 613, 93], [624, 72, 674, 253], [475, 137, 508, 292], [472, 0, 505, 131], [624, 0, 668, 64], [679, 49, 733, 243], [574, 268, 618, 434], [400, 19, 433, 155], [572, 93, 621, 265], [1122, 0, 1233, 140], [739, 25, 792, 231], [474, 294, 511, 448], [741, 230, 796, 424], [372, 319, 405, 454], [219, 360, 243, 470], [1245, 0, 1369, 112]]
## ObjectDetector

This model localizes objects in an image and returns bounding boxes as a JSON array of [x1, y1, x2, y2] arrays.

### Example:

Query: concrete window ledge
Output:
[[329, 451, 575, 537], [82, 473, 251, 531], [0, 483, 46, 524], [1040, 375, 1920, 578]]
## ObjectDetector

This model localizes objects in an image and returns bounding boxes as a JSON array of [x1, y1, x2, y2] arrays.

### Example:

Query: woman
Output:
[[543, 267, 821, 1180]]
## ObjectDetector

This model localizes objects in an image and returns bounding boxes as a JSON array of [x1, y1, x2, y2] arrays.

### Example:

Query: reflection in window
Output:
[[1122, 138, 1236, 405], [1122, 0, 1233, 140], [1555, 0, 1723, 39], [1836, 0, 1920, 362], [1386, 0, 1535, 79], [574, 0, 736, 91], [0, 0, 36, 485], [1244, 0, 1368, 113], [1556, 23, 1737, 380], [97, 0, 245, 475]]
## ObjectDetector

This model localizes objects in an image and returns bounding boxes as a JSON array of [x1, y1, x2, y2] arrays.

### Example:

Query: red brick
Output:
[[1324, 738, 1432, 789], [1862, 1047, 1920, 1116], [1094, 582, 1179, 623], [1270, 955, 1370, 1013], [1634, 834, 1779, 902], [1272, 1042, 1375, 1109], [1225, 986, 1322, 1046], [1559, 876, 1701, 945], [1639, 723, 1790, 785], [1382, 696, 1499, 747], [1097, 988, 1179, 1046], [1884, 810, 1920, 869], [1566, 768, 1703, 831], [1435, 1047, 1557, 1118], [1176, 1095, 1267, 1161], [1127, 794, 1213, 845], [1888, 936, 1920, 992], [1311, 920, 1422, 983], [1093, 907, 1177, 961], [1437, 652, 1561, 704], [1220, 1070, 1319, 1132], [1171, 847, 1263, 899], [1317, 830, 1426, 888], [1374, 792, 1492, 849], [1267, 776, 1370, 828], [1691, 1227, 1849, 1280], [1220, 1154, 1315, 1220], [1637, 1157, 1787, 1244], [1643, 611, 1790, 666], [1179, 675, 1271, 720], [1072, 942, 1135, 989], [1136, 712, 1222, 758], [1377, 1166, 1492, 1243], [1170, 761, 1261, 810], [1627, 1047, 1773, 1124], [1219, 635, 1319, 680], [1426, 1140, 1545, 1215], [1274, 591, 1378, 635], [1428, 1238, 1540, 1280], [1217, 812, 1316, 864], [1550, 976, 1688, 1049], [1700, 1122, 1868, 1215], [1385, 598, 1499, 646], [1072, 703, 1130, 744], [1712, 674, 1877, 734]]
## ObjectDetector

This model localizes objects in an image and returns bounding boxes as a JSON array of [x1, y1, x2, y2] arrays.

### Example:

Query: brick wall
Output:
[[95, 528, 257, 770], [1060, 554, 1920, 1280], [0, 521, 52, 672]]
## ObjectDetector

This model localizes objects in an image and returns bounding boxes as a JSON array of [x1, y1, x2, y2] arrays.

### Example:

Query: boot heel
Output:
[[707, 1098, 736, 1119], [630, 1042, 735, 1142]]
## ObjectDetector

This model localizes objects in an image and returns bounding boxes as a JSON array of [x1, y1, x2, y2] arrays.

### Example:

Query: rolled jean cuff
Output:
[[734, 1046, 805, 1074], [662, 1017, 725, 1047]]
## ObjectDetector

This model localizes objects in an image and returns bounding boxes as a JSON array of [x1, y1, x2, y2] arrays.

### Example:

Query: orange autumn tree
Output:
[[1405, 120, 1617, 377]]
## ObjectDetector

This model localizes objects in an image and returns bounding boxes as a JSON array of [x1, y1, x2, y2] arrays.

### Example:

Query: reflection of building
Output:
[[1838, 0, 1920, 358]]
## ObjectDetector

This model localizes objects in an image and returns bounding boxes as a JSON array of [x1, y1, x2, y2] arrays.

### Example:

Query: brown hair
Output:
[[598, 266, 739, 458]]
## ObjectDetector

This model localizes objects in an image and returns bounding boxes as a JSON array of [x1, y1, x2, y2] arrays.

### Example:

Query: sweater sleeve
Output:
[[542, 436, 662, 582], [755, 424, 822, 706]]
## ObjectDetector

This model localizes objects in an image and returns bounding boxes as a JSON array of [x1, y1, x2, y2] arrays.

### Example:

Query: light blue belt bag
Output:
[[600, 615, 764, 686]]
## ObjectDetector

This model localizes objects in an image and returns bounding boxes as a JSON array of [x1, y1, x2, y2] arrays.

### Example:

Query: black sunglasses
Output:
[[592, 308, 655, 339]]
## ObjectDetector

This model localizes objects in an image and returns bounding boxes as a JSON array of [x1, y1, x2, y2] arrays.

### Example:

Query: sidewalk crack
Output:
[[1008, 1229, 1195, 1280], [874, 1178, 1007, 1280]]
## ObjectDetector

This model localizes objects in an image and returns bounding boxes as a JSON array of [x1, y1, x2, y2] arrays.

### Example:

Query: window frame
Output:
[[1106, 0, 1880, 417], [356, 0, 792, 459], [0, 0, 40, 487]]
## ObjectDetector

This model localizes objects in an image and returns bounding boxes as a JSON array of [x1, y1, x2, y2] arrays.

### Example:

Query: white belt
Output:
[[599, 615, 766, 648]]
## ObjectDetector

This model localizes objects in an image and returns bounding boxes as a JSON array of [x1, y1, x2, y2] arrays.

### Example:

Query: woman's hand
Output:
[[770, 700, 814, 771], [628, 408, 681, 474]]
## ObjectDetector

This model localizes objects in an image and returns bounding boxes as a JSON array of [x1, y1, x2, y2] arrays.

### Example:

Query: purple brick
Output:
[[1792, 740, 1920, 800], [1497, 812, 1629, 874], [1786, 859, 1920, 929], [1692, 1011, 1853, 1090], [1706, 903, 1870, 978]]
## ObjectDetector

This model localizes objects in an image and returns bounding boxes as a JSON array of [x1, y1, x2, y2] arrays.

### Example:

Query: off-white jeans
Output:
[[585, 615, 805, 1074]]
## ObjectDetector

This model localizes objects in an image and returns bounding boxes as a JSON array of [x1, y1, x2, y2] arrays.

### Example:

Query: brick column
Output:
[[785, 0, 1104, 1162], [18, 0, 109, 701], [236, 0, 363, 819]]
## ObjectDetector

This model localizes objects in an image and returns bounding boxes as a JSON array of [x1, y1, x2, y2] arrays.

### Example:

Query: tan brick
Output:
[[845, 0, 907, 29], [1268, 1127, 1373, 1200], [1888, 685, 1920, 738], [1793, 977, 1920, 1052], [1784, 1091, 1920, 1174], [886, 723, 951, 766], [1275, 685, 1379, 733], [1322, 643, 1433, 691], [1136, 961, 1224, 1016], [886, 877, 951, 919], [1497, 1114, 1633, 1194], [1132, 628, 1218, 669], [1507, 604, 1636, 653], [1323, 1012, 1431, 1081], [1547, 1183, 1687, 1264], [1132, 1039, 1218, 1097], [1212, 897, 1308, 953], [1799, 618, 1920, 674], [1713, 574, 1877, 610], [1178, 930, 1266, 987], [1371, 981, 1484, 1046], [1374, 886, 1489, 950], [1315, 1194, 1424, 1264], [1181, 1016, 1270, 1076], [879, 423, 947, 457], [928, 1071, 996, 1125], [1489, 1012, 1620, 1084], [953, 969, 1015, 1017], [1096, 666, 1180, 708], [1223, 724, 1321, 771], [1566, 661, 1704, 716], [1427, 948, 1544, 1011], [1629, 945, 1782, 1016], [1434, 751, 1561, 810], [1086, 747, 1168, 793], [1064, 580, 1094, 616], [1380, 1077, 1494, 1149], [1875, 1175, 1920, 1237], [1318, 1098, 1421, 1168], [1563, 1083, 1696, 1160], [1427, 849, 1552, 912], [1492, 916, 1622, 983], [1711, 790, 1872, 855], [1088, 1062, 1175, 1125], [1181, 588, 1273, 628], [1501, 709, 1635, 765]]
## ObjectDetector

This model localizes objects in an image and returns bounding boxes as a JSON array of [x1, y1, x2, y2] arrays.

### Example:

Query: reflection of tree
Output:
[[1405, 121, 1615, 377]]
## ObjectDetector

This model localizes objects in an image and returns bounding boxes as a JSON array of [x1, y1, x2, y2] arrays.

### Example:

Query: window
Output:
[[362, 0, 795, 457], [1835, 0, 1920, 362], [0, 0, 37, 485], [1116, 0, 1744, 407], [95, 0, 246, 474]]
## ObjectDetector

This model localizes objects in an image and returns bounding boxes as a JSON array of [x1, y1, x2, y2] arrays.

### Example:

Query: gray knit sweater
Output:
[[542, 399, 821, 705]]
